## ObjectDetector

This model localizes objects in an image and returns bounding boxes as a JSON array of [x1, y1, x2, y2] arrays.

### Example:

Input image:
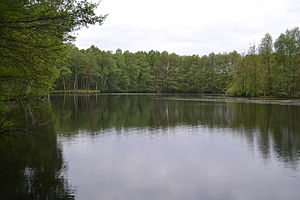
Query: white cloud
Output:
[[74, 0, 300, 55]]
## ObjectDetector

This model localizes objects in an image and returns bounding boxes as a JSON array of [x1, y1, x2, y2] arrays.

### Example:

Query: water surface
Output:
[[1, 94, 300, 200]]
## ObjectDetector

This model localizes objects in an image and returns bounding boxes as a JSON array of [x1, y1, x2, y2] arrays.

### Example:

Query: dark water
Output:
[[1, 94, 300, 200]]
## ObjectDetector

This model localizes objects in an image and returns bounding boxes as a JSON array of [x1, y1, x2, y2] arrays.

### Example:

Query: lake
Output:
[[1, 94, 300, 200]]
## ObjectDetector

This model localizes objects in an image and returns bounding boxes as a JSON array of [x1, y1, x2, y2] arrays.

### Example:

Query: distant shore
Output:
[[50, 90, 101, 94], [49, 90, 300, 99]]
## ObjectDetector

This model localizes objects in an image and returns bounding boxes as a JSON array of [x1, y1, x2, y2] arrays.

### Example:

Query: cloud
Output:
[[74, 0, 300, 55]]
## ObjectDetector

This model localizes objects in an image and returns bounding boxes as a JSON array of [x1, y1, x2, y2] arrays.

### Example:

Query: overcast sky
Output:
[[74, 0, 300, 55]]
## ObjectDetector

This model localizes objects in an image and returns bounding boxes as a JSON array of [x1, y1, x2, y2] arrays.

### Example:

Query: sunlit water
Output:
[[1, 94, 300, 200]]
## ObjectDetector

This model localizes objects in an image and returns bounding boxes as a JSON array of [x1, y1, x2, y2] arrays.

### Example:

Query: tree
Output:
[[49, 27, 300, 97], [274, 28, 300, 96], [259, 33, 274, 95], [0, 0, 106, 98], [135, 51, 154, 92], [244, 45, 261, 96]]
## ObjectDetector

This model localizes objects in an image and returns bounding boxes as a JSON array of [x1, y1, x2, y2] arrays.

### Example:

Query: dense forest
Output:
[[1, 1, 300, 101], [54, 28, 300, 97], [4, 26, 300, 98]]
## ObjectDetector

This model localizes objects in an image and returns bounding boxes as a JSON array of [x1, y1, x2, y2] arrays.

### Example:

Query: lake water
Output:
[[1, 94, 300, 200]]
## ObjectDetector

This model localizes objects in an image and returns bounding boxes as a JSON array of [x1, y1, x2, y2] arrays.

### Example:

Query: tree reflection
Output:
[[51, 94, 300, 166], [1, 94, 299, 199], [0, 100, 74, 200]]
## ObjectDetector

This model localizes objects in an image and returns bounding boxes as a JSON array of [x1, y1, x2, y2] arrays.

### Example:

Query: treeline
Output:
[[55, 27, 300, 96], [0, 0, 299, 98], [229, 29, 300, 97], [54, 45, 238, 93], [0, 1, 299, 133]]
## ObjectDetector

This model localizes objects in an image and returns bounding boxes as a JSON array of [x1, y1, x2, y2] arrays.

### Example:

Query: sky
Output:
[[74, 0, 300, 56]]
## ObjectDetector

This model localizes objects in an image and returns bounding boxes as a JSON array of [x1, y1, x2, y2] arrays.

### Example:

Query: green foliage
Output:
[[56, 47, 239, 93], [58, 35, 300, 97], [0, 0, 106, 99], [273, 28, 300, 96], [258, 33, 274, 95], [228, 27, 300, 97], [1, 6, 300, 100]]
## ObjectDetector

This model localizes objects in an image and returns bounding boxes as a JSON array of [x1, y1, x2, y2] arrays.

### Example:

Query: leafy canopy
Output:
[[0, 0, 106, 98]]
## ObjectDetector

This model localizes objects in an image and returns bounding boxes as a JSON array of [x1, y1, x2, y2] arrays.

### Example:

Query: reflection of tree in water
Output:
[[0, 101, 74, 200], [1, 95, 299, 198], [51, 95, 300, 166], [228, 103, 300, 167]]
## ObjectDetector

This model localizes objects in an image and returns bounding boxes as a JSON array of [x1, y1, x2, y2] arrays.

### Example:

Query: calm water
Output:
[[1, 94, 300, 200]]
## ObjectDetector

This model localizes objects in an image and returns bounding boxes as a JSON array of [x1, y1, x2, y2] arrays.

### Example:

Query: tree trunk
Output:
[[73, 74, 78, 90]]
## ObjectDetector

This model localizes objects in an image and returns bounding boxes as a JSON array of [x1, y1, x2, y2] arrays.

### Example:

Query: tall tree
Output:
[[274, 28, 300, 96], [0, 0, 106, 98], [259, 33, 274, 95]]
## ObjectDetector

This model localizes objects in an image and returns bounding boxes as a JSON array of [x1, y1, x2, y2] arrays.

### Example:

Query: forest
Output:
[[54, 28, 300, 97], [1, 0, 300, 101]]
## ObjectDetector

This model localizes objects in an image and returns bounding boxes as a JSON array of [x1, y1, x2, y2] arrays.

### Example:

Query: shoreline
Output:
[[3, 90, 300, 101], [49, 90, 300, 99]]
